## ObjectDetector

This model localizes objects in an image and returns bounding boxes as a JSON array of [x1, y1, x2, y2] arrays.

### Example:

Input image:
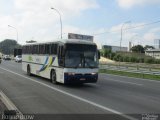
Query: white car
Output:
[[3, 55, 11, 60], [15, 55, 22, 62]]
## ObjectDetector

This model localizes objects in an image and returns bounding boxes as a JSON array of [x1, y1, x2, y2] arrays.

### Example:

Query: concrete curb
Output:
[[0, 91, 23, 118]]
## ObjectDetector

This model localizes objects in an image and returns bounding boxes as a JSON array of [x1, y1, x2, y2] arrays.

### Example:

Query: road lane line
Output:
[[0, 66, 137, 120]]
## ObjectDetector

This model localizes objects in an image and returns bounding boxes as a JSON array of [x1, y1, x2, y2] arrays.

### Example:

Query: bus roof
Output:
[[24, 39, 96, 46]]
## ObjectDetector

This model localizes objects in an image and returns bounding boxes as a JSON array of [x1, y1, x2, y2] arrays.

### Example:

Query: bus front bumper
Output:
[[64, 73, 98, 84]]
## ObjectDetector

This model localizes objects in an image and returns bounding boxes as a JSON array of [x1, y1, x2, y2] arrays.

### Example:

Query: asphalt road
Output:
[[0, 60, 160, 120]]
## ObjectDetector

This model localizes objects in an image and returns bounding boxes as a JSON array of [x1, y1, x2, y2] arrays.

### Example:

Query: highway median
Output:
[[99, 69, 160, 81]]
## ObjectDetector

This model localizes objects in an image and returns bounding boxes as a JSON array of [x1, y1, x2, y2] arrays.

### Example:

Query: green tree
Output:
[[131, 45, 145, 53], [0, 39, 21, 54], [111, 52, 116, 60], [129, 56, 137, 63], [101, 48, 111, 58], [123, 56, 130, 62], [144, 45, 155, 51], [113, 54, 121, 61]]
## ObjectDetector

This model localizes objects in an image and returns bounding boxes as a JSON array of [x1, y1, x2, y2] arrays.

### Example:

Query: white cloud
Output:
[[94, 22, 157, 47], [143, 33, 157, 41], [149, 27, 160, 33], [0, 0, 99, 44], [117, 0, 160, 9], [14, 0, 98, 20]]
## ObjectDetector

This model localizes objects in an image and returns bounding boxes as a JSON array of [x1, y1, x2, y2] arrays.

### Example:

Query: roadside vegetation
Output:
[[99, 45, 160, 80], [99, 69, 160, 81], [100, 45, 160, 64]]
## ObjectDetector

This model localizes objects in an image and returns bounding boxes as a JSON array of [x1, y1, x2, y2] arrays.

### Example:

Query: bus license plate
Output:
[[80, 78, 86, 81]]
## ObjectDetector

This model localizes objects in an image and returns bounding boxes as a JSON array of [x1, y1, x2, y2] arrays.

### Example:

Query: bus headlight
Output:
[[67, 72, 75, 76], [91, 73, 97, 75]]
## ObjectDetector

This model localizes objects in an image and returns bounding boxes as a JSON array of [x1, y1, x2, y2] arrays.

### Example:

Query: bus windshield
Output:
[[65, 44, 98, 68]]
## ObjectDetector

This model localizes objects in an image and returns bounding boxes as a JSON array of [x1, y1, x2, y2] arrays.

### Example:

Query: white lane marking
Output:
[[101, 73, 160, 83], [0, 67, 137, 120], [104, 78, 143, 86]]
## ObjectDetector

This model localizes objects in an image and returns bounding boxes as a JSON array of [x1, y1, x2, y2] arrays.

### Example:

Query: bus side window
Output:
[[39, 45, 45, 54], [22, 46, 26, 54], [32, 45, 35, 54], [33, 45, 38, 54], [50, 44, 54, 55], [30, 45, 33, 54], [50, 44, 58, 55], [54, 44, 58, 54], [45, 44, 50, 55]]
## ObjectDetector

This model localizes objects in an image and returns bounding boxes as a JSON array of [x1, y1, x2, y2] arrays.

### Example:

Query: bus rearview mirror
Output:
[[98, 51, 100, 59]]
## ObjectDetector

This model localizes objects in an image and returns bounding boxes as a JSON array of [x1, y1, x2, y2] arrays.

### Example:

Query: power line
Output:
[[93, 20, 160, 36], [126, 20, 160, 30]]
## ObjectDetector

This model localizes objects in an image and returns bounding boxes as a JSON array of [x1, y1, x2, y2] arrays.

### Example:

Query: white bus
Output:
[[22, 39, 100, 84]]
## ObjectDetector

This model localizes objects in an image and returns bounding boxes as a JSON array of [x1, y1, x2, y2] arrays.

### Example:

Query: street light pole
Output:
[[120, 21, 131, 52], [51, 7, 62, 39], [119, 21, 131, 67], [8, 25, 18, 42]]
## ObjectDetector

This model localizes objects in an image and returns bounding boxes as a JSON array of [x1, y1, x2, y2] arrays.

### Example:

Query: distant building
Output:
[[154, 39, 160, 49], [145, 49, 160, 59], [102, 45, 128, 52]]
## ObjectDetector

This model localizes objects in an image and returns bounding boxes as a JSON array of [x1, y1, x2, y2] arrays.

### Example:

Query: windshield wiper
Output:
[[84, 59, 95, 69], [74, 64, 79, 69], [74, 54, 84, 69], [88, 65, 94, 69]]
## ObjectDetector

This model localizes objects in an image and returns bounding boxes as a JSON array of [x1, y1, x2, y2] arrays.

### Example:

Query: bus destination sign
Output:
[[68, 33, 93, 42]]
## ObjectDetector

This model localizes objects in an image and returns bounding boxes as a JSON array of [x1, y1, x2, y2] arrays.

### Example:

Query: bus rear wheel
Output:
[[51, 70, 57, 84], [27, 65, 31, 76]]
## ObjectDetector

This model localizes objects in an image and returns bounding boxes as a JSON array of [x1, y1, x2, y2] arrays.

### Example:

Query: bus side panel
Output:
[[22, 62, 27, 72], [37, 55, 58, 79], [22, 54, 58, 80], [55, 68, 64, 83]]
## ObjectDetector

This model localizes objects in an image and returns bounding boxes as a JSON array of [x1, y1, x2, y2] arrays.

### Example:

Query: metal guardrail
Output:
[[100, 64, 160, 76]]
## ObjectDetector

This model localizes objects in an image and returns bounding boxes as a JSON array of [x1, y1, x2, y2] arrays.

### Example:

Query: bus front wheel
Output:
[[51, 70, 57, 84], [27, 65, 31, 76]]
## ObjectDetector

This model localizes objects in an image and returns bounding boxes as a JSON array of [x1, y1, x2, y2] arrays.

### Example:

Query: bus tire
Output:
[[51, 70, 57, 84], [27, 65, 31, 76]]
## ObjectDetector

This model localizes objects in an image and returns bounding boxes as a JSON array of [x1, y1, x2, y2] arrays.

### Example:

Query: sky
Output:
[[0, 0, 160, 49]]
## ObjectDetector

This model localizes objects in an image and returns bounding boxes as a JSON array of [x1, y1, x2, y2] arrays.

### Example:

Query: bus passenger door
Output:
[[58, 45, 64, 67], [57, 45, 65, 83]]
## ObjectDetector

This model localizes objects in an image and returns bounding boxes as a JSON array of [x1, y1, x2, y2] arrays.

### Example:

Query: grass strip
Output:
[[99, 69, 160, 81]]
